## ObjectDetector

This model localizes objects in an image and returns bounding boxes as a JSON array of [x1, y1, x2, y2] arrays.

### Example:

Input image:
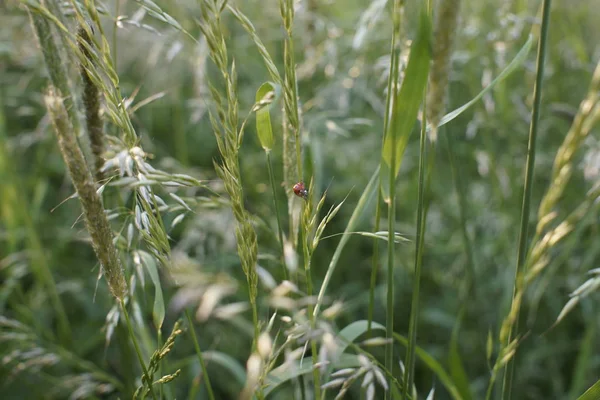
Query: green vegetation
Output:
[[1, 0, 600, 399]]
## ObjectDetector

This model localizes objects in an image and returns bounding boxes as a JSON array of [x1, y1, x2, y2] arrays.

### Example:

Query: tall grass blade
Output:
[[501, 0, 553, 398], [380, 8, 432, 202]]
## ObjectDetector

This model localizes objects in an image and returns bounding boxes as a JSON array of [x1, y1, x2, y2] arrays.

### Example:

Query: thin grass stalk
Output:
[[367, 191, 382, 337], [185, 310, 215, 400], [385, 152, 396, 400], [121, 299, 158, 400], [402, 94, 429, 399], [300, 196, 321, 398], [383, 1, 403, 396], [266, 151, 288, 280], [280, 0, 303, 252], [501, 0, 552, 397], [368, 0, 403, 337]]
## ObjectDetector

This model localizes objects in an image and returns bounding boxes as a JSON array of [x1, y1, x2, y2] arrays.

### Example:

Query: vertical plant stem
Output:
[[367, 190, 382, 337], [302, 220, 321, 398], [385, 154, 396, 400], [266, 151, 287, 280], [403, 102, 429, 399], [185, 310, 215, 400], [121, 299, 158, 400], [383, 1, 403, 396], [501, 0, 552, 398]]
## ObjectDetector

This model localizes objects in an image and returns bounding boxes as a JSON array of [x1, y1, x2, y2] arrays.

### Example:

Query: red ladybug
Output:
[[293, 181, 308, 200]]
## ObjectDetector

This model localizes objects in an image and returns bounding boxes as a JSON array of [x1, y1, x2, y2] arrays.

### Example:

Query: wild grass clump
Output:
[[3, 0, 600, 399]]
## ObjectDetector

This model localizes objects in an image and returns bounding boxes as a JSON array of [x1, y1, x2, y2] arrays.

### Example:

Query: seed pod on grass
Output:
[[45, 88, 127, 299], [426, 0, 462, 142]]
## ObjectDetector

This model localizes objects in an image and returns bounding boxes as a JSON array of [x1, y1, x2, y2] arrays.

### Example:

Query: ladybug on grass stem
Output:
[[293, 181, 308, 200]]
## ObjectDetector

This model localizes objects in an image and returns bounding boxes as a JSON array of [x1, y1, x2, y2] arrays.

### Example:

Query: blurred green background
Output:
[[1, 0, 600, 398]]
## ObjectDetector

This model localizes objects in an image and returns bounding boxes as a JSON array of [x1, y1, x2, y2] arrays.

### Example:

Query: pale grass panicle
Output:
[[323, 354, 388, 400], [496, 60, 600, 387], [199, 0, 260, 336]]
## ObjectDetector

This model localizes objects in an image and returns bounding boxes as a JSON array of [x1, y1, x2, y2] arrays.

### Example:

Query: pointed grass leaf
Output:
[[254, 82, 281, 151], [434, 35, 534, 130], [138, 251, 165, 329], [380, 9, 432, 201], [577, 379, 600, 400]]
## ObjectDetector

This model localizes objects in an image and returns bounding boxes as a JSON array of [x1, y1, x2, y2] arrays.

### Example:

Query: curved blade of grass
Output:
[[434, 34, 533, 130], [380, 9, 432, 202], [313, 165, 380, 317]]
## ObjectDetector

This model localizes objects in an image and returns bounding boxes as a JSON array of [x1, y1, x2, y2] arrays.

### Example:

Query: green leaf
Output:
[[577, 379, 600, 400], [380, 9, 432, 201], [253, 82, 281, 150], [138, 251, 165, 329]]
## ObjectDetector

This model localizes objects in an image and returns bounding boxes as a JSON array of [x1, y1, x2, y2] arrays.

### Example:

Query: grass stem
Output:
[[501, 0, 553, 398], [185, 310, 215, 400], [120, 299, 158, 400]]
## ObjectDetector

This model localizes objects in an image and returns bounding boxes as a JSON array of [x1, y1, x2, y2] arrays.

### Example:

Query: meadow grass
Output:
[[2, 0, 600, 399]]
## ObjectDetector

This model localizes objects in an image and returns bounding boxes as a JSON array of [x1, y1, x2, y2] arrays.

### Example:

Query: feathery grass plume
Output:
[[280, 0, 303, 250], [77, 23, 104, 182], [30, 1, 177, 267], [44, 88, 126, 299], [199, 0, 260, 343], [498, 61, 600, 354], [537, 61, 600, 232], [426, 0, 461, 142]]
